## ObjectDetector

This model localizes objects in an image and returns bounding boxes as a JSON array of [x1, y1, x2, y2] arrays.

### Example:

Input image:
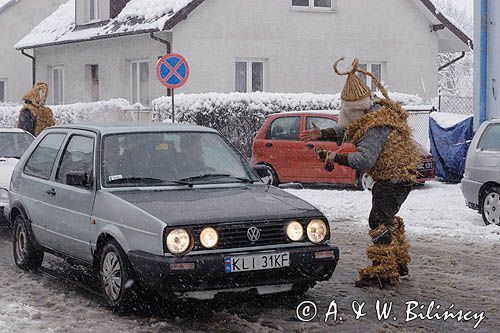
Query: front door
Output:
[[259, 116, 306, 181], [43, 132, 96, 261], [302, 116, 356, 183], [20, 132, 67, 246]]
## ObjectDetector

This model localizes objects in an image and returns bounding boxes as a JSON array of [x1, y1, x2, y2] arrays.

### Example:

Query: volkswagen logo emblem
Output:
[[247, 227, 261, 242]]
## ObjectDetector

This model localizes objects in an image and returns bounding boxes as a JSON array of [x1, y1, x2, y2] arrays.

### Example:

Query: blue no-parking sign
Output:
[[156, 53, 190, 89]]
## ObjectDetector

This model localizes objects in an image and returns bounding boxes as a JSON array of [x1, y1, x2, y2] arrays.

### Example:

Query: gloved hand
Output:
[[300, 122, 321, 141], [324, 151, 336, 172]]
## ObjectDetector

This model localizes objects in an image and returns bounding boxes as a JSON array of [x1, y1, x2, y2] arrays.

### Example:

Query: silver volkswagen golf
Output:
[[462, 119, 500, 225], [9, 123, 339, 310]]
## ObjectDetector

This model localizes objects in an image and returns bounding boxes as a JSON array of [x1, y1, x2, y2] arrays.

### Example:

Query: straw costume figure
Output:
[[18, 82, 55, 136], [300, 58, 419, 288]]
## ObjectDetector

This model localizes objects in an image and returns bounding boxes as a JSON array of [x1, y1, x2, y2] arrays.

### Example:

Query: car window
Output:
[[24, 133, 66, 179], [0, 132, 34, 159], [478, 124, 500, 151], [102, 132, 258, 187], [56, 135, 95, 186], [266, 117, 300, 141], [306, 117, 338, 130]]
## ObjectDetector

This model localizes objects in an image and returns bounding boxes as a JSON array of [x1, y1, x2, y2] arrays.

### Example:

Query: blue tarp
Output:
[[429, 115, 474, 183]]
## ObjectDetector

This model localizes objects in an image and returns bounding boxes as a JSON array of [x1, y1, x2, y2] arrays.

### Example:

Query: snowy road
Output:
[[0, 181, 499, 332]]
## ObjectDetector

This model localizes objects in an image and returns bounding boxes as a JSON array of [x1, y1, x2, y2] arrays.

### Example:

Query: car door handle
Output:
[[265, 143, 273, 147], [46, 189, 56, 196], [306, 144, 314, 149]]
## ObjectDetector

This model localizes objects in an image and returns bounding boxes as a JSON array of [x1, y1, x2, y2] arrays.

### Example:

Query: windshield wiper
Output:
[[179, 174, 254, 183], [108, 177, 191, 186], [0, 156, 21, 159]]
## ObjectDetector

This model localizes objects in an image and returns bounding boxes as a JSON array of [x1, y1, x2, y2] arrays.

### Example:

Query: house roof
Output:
[[15, 0, 204, 49], [412, 0, 473, 52], [16, 0, 473, 51]]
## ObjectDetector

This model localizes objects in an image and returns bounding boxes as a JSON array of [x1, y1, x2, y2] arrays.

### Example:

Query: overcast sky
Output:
[[453, 0, 473, 13]]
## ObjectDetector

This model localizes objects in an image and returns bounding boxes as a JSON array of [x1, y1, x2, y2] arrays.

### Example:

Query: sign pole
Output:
[[172, 89, 175, 123]]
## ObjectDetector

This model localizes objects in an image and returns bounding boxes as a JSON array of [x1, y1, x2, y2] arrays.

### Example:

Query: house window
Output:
[[89, 0, 99, 22], [50, 66, 64, 105], [0, 79, 6, 102], [235, 60, 266, 93], [86, 64, 99, 102], [291, 0, 335, 10], [357, 62, 384, 92], [131, 60, 149, 106]]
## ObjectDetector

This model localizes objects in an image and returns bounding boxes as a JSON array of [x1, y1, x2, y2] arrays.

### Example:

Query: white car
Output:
[[461, 119, 500, 225], [0, 128, 34, 225]]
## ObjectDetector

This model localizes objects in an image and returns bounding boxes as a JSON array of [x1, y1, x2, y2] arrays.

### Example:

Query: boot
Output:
[[392, 216, 411, 277]]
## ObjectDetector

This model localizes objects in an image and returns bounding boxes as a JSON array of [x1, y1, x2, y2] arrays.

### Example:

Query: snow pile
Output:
[[430, 112, 473, 128], [16, 0, 196, 49], [0, 99, 134, 128], [288, 181, 500, 242], [152, 91, 425, 156]]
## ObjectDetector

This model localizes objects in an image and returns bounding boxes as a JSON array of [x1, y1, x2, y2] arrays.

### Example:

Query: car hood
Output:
[[0, 158, 18, 189], [111, 184, 321, 225]]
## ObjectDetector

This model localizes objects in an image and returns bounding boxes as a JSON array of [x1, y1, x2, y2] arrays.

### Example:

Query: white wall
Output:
[[35, 32, 172, 105], [0, 0, 65, 102], [32, 0, 441, 105], [173, 0, 439, 101]]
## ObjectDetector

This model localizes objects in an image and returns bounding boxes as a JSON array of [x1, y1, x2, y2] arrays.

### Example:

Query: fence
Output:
[[438, 94, 473, 115], [407, 106, 435, 148]]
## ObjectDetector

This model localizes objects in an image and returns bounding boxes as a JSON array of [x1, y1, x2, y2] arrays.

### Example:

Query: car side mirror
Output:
[[66, 171, 89, 188]]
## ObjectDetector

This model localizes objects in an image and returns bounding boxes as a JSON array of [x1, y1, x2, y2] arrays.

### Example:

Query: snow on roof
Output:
[[430, 112, 472, 128], [15, 0, 197, 49]]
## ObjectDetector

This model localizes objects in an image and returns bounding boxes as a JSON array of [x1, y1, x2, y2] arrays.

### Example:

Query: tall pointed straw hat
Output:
[[333, 57, 390, 101]]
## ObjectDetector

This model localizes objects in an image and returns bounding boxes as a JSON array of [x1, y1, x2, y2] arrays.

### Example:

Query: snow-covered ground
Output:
[[0, 181, 498, 332], [289, 181, 500, 243]]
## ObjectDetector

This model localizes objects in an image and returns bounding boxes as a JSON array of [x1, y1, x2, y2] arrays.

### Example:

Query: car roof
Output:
[[0, 128, 32, 134], [48, 123, 218, 135], [269, 110, 340, 117]]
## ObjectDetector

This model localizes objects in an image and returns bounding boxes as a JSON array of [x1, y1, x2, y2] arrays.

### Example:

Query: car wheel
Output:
[[357, 172, 374, 191], [99, 240, 136, 311], [257, 164, 280, 187], [481, 187, 500, 226], [12, 214, 44, 271]]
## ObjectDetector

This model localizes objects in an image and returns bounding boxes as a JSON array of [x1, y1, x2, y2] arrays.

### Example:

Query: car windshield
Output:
[[102, 132, 259, 187], [0, 132, 34, 159]]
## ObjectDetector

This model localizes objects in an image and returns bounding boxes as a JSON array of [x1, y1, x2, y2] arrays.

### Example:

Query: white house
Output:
[[0, 0, 65, 103], [15, 0, 472, 106]]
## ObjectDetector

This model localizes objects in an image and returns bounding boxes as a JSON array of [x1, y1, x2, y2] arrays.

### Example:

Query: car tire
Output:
[[356, 172, 374, 191], [99, 240, 137, 311], [12, 214, 44, 271], [257, 164, 280, 187], [481, 186, 500, 226]]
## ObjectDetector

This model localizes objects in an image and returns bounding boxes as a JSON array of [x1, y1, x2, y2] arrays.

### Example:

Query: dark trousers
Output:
[[369, 181, 412, 245]]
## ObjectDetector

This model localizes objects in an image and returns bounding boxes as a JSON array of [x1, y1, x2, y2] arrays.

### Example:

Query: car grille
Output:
[[187, 218, 322, 251]]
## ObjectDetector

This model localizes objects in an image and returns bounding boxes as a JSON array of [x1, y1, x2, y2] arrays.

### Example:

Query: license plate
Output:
[[417, 161, 433, 170], [225, 252, 290, 273]]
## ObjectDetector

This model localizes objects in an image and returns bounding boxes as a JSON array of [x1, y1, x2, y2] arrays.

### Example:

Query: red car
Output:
[[250, 111, 435, 190]]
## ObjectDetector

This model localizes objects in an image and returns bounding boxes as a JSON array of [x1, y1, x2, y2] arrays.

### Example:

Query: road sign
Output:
[[156, 53, 190, 89]]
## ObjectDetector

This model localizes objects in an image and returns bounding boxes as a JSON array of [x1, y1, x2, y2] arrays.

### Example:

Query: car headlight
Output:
[[307, 219, 328, 244], [166, 228, 192, 255], [200, 227, 218, 248], [286, 221, 304, 241], [0, 189, 8, 203]]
